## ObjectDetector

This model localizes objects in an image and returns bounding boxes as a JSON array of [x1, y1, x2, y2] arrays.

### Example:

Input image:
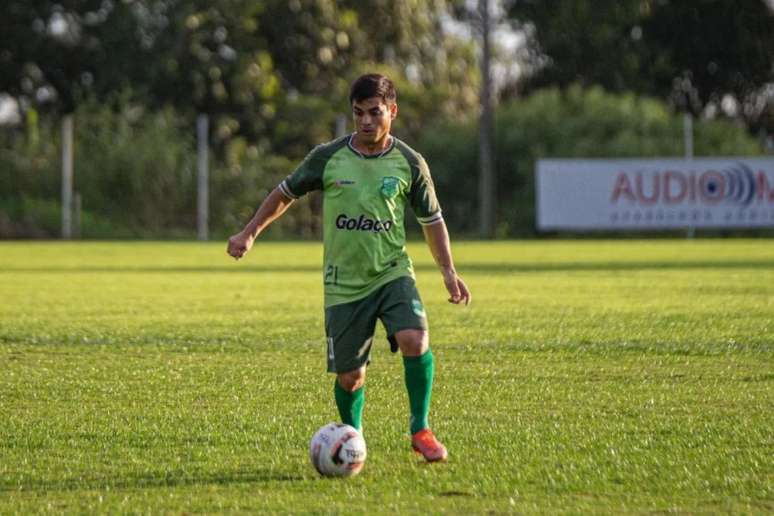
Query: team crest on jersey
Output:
[[380, 176, 400, 199]]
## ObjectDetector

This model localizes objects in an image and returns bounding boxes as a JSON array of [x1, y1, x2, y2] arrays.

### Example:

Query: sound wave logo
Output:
[[715, 163, 756, 206], [611, 162, 773, 206]]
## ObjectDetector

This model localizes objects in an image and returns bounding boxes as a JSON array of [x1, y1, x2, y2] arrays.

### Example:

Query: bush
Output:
[[1, 86, 764, 239], [0, 196, 60, 238], [0, 98, 310, 239], [418, 85, 765, 236], [69, 100, 197, 236]]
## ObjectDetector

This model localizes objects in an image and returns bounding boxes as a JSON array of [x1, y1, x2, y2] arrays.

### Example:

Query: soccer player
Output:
[[227, 73, 470, 462]]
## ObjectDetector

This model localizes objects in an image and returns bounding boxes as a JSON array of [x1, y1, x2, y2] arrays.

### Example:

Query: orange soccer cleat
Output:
[[411, 428, 448, 462]]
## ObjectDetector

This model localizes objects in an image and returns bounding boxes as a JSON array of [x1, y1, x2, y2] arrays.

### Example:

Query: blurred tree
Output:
[[253, 0, 480, 156], [0, 0, 484, 238], [508, 0, 774, 136], [0, 0, 120, 112], [345, 0, 481, 116], [0, 0, 480, 153]]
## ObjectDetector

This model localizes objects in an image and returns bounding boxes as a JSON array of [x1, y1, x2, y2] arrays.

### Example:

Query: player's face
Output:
[[352, 97, 397, 145]]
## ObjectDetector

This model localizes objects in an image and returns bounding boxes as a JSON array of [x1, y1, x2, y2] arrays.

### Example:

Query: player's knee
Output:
[[337, 368, 366, 392], [396, 329, 428, 357]]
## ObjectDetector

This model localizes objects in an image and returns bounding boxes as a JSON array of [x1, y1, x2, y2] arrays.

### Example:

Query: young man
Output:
[[227, 73, 470, 462]]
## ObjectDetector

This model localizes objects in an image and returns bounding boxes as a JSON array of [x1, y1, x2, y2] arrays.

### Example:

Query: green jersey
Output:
[[279, 134, 442, 308]]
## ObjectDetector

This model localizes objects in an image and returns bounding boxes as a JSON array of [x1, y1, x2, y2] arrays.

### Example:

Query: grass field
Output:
[[0, 240, 772, 513]]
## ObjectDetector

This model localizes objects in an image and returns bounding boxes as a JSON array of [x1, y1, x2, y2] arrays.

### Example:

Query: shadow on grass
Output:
[[0, 468, 304, 492], [3, 260, 774, 275], [439, 490, 474, 497]]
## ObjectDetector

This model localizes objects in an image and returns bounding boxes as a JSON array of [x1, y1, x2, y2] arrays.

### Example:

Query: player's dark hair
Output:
[[349, 74, 397, 105]]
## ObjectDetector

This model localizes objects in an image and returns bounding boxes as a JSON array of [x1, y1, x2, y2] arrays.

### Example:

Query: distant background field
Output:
[[1, 240, 772, 513]]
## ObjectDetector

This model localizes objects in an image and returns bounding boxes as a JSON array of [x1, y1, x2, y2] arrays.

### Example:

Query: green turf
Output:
[[0, 240, 772, 513]]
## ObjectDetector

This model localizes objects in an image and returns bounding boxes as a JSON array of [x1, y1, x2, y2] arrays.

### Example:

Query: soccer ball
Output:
[[309, 423, 367, 477]]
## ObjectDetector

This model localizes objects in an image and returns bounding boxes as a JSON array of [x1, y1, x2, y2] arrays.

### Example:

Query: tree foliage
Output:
[[0, 0, 479, 156], [509, 0, 774, 133], [0, 0, 770, 238]]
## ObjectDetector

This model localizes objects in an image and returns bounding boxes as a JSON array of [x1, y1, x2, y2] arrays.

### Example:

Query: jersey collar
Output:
[[347, 134, 395, 159]]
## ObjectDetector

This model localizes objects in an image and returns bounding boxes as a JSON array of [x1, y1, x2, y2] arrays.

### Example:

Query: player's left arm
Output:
[[422, 220, 471, 305]]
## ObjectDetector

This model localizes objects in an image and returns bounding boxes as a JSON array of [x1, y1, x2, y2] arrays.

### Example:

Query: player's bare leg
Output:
[[395, 329, 448, 462], [337, 367, 366, 391]]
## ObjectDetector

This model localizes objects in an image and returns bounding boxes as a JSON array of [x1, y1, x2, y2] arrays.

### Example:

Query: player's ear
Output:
[[389, 102, 398, 120]]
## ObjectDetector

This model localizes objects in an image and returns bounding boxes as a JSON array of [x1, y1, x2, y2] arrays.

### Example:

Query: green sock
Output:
[[403, 349, 434, 434], [334, 380, 365, 432]]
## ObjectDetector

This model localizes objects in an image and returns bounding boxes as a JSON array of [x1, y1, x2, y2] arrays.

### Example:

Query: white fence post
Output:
[[73, 192, 81, 239], [61, 114, 74, 239], [478, 0, 495, 238], [197, 114, 209, 241], [335, 114, 347, 138], [684, 113, 695, 238]]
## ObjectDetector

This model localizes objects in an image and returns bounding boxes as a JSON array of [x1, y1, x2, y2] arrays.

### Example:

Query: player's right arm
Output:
[[227, 187, 294, 260], [227, 140, 330, 260]]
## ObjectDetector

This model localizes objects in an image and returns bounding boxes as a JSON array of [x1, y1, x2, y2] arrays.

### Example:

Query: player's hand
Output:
[[227, 231, 254, 260], [442, 269, 471, 305]]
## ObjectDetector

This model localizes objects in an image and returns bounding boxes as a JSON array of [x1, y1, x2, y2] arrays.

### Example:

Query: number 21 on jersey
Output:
[[324, 264, 339, 285]]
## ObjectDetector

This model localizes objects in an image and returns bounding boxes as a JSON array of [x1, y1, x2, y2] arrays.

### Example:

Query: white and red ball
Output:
[[309, 423, 367, 477]]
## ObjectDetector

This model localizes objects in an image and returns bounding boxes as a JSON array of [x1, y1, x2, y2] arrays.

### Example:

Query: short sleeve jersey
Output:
[[279, 135, 443, 307]]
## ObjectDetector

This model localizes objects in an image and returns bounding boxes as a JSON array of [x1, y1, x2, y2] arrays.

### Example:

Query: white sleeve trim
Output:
[[417, 211, 444, 226], [278, 180, 300, 200]]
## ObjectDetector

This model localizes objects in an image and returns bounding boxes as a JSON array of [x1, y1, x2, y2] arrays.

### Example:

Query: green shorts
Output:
[[325, 276, 428, 373]]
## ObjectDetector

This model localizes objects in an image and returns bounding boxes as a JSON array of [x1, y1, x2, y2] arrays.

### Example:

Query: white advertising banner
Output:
[[536, 158, 774, 231]]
